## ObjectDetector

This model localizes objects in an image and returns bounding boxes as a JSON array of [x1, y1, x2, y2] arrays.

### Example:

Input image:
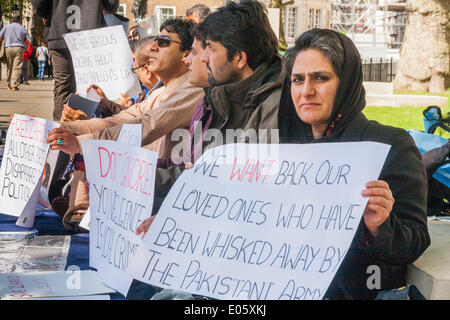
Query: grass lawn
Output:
[[363, 89, 450, 131], [363, 106, 427, 131]]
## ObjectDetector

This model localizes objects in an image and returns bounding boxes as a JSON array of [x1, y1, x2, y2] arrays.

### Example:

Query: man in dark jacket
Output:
[[30, 0, 119, 120], [136, 0, 283, 236]]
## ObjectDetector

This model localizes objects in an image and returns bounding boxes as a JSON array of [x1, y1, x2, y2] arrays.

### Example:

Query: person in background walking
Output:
[[0, 14, 31, 91], [36, 42, 49, 80]]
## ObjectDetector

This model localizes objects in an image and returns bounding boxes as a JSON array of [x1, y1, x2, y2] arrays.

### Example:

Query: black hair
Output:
[[191, 24, 206, 49], [197, 0, 278, 70], [160, 18, 194, 52], [186, 4, 211, 20], [103, 1, 120, 14]]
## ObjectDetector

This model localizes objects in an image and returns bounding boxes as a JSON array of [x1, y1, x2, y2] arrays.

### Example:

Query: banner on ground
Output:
[[0, 115, 59, 227], [63, 25, 141, 101], [81, 138, 157, 296], [129, 142, 390, 300]]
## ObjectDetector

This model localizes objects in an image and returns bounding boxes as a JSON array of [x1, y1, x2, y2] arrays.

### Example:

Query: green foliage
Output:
[[0, 0, 30, 20]]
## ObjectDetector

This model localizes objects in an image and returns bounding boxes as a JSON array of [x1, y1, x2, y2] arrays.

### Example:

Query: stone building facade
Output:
[[118, 0, 331, 45], [118, 0, 223, 28], [262, 0, 331, 46]]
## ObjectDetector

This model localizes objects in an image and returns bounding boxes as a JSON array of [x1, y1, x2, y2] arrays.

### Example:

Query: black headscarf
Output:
[[279, 29, 366, 143]]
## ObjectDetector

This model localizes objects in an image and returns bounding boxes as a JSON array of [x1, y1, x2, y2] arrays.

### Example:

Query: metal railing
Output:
[[362, 57, 398, 82]]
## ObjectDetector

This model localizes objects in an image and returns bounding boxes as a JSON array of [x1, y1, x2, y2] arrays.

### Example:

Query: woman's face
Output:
[[290, 48, 340, 138]]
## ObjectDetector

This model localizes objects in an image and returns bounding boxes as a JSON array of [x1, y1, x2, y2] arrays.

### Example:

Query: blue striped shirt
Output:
[[0, 22, 30, 48]]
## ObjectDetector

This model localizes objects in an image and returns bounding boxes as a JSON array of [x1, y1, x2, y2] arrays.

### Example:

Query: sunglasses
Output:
[[153, 35, 182, 48]]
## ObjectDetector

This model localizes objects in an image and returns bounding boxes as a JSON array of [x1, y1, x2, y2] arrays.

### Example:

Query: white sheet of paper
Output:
[[63, 25, 141, 101], [79, 124, 143, 231], [0, 115, 59, 219], [16, 172, 43, 227], [86, 87, 101, 103], [81, 139, 158, 296], [129, 142, 390, 300], [79, 207, 91, 231], [0, 271, 116, 299]]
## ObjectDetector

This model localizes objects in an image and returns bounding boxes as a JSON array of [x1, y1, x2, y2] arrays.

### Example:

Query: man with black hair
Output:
[[136, 0, 283, 236], [47, 18, 204, 232]]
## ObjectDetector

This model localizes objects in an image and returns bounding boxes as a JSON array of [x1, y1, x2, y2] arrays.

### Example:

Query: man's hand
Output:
[[46, 128, 82, 155], [136, 216, 156, 240], [361, 180, 394, 238], [118, 93, 133, 108], [61, 105, 88, 122]]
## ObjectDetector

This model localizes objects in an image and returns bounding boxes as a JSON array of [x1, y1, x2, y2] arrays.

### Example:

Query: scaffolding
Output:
[[331, 0, 406, 49]]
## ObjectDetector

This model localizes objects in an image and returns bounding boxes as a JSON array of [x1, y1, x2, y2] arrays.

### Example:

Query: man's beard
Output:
[[207, 63, 241, 87]]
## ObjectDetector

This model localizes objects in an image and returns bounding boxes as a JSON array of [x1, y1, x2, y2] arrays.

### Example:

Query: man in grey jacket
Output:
[[30, 0, 119, 120]]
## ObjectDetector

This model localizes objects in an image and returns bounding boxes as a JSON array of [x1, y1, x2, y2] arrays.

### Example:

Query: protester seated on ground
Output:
[[46, 18, 204, 232], [128, 38, 159, 105], [155, 29, 210, 172], [61, 37, 160, 122], [116, 37, 160, 109], [135, 0, 283, 237], [277, 28, 430, 299]]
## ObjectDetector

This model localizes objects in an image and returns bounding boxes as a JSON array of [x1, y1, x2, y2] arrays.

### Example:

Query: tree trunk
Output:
[[269, 0, 294, 49], [394, 0, 450, 93]]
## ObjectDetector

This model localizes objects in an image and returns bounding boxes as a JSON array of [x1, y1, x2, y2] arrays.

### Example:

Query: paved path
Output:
[[0, 77, 54, 130]]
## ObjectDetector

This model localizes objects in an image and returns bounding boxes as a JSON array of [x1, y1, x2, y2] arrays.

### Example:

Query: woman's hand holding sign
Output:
[[361, 180, 394, 238], [46, 128, 82, 155]]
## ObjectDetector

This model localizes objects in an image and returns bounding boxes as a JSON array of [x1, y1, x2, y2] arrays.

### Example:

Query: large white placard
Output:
[[63, 25, 141, 101], [129, 142, 390, 300], [79, 124, 143, 231], [0, 115, 59, 227], [81, 139, 158, 296]]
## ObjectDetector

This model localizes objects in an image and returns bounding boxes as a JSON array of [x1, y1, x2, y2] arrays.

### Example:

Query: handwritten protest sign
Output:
[[0, 115, 59, 227], [79, 124, 143, 231], [63, 25, 140, 101], [129, 142, 390, 300], [81, 139, 157, 296], [0, 271, 115, 299]]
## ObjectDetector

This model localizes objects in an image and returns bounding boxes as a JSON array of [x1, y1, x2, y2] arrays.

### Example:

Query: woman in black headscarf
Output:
[[279, 29, 430, 299]]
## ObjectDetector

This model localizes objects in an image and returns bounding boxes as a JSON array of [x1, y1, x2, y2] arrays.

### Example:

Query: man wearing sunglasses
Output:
[[47, 18, 204, 232]]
